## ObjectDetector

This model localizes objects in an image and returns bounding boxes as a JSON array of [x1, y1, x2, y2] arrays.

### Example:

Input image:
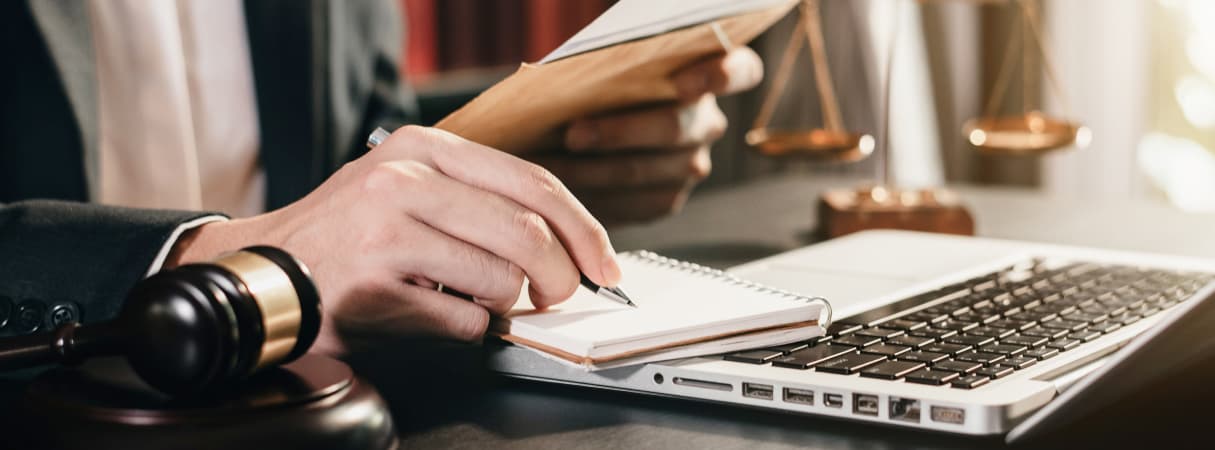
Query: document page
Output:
[[540, 0, 795, 63]]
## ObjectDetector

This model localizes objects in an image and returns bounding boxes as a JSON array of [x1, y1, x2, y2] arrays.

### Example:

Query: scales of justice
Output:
[[747, 0, 1090, 239]]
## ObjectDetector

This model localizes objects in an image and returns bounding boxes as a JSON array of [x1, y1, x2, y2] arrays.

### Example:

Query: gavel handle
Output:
[[0, 322, 121, 371]]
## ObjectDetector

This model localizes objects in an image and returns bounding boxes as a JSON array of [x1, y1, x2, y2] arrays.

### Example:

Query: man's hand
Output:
[[531, 48, 764, 225], [168, 126, 621, 355]]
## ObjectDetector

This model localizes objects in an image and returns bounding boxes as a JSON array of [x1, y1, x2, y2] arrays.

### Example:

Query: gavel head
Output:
[[119, 246, 322, 395]]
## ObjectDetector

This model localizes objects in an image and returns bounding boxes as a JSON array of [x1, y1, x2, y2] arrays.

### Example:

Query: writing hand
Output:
[[168, 126, 621, 355]]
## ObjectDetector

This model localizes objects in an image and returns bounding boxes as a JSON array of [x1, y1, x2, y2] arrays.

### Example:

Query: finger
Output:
[[672, 47, 764, 101], [381, 282, 493, 342], [335, 278, 492, 342], [537, 146, 711, 190], [579, 185, 695, 224], [364, 159, 581, 308], [395, 220, 525, 315], [566, 95, 726, 151], [390, 127, 623, 289]]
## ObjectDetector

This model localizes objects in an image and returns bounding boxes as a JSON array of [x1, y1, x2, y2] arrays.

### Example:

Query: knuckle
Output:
[[706, 104, 728, 141], [512, 210, 556, 254], [362, 161, 431, 195], [579, 219, 609, 250], [502, 263, 526, 296], [524, 163, 565, 198], [621, 159, 646, 186], [690, 148, 712, 180], [448, 308, 490, 341], [667, 106, 690, 144]]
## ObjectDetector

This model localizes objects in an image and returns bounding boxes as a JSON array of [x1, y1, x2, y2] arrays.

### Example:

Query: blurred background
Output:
[[400, 0, 1215, 213]]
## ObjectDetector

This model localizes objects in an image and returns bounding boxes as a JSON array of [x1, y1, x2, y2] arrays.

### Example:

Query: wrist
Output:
[[165, 214, 274, 267]]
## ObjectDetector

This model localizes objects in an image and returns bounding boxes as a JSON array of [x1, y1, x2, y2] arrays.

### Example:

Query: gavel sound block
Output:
[[10, 354, 397, 450], [817, 186, 976, 239]]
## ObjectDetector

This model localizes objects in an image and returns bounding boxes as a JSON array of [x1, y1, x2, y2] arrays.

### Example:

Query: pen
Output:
[[365, 127, 638, 308]]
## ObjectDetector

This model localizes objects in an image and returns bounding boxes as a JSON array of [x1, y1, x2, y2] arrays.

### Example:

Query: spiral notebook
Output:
[[492, 251, 831, 371]]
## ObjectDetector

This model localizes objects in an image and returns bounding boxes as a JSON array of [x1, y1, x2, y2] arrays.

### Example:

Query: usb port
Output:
[[853, 394, 879, 416], [742, 383, 774, 400], [823, 393, 844, 408], [782, 388, 814, 406]]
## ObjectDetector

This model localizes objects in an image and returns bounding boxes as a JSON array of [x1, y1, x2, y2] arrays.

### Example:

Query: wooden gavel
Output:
[[0, 246, 321, 395]]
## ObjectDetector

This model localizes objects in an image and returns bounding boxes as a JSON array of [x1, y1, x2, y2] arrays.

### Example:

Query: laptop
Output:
[[487, 230, 1215, 443]]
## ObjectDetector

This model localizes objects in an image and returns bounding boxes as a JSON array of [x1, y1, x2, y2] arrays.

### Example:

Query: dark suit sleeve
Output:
[[334, 0, 419, 165], [0, 200, 223, 333]]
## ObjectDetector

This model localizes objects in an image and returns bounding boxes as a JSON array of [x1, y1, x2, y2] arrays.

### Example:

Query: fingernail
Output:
[[566, 122, 598, 150], [601, 252, 623, 286], [676, 72, 709, 99]]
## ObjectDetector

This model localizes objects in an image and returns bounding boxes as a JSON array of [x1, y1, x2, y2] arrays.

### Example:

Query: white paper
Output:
[[540, 0, 795, 64]]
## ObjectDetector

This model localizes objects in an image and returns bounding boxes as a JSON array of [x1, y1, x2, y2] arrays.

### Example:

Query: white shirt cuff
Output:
[[145, 215, 229, 277]]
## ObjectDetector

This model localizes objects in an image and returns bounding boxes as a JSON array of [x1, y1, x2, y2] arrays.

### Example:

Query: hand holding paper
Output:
[[435, 0, 796, 224], [532, 48, 764, 224]]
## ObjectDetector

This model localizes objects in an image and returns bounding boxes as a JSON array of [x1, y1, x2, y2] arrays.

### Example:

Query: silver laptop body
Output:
[[488, 230, 1215, 442]]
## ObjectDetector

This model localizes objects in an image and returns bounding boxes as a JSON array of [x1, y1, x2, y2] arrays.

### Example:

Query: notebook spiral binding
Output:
[[627, 251, 833, 327]]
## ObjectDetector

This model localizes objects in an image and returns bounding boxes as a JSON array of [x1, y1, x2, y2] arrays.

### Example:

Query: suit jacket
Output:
[[0, 0, 416, 335]]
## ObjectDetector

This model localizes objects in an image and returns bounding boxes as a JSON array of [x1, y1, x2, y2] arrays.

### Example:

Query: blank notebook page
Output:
[[498, 252, 825, 360]]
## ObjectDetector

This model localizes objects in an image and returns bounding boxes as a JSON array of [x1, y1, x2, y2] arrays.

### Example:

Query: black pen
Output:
[[366, 127, 638, 308]]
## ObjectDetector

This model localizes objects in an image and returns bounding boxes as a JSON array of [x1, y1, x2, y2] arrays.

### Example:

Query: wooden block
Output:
[[817, 186, 975, 239]]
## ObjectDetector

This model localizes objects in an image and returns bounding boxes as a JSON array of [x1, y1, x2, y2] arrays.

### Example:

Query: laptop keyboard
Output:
[[722, 259, 1213, 390]]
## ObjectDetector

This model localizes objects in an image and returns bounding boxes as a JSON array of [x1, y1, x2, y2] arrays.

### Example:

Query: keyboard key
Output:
[[905, 368, 961, 385], [1110, 312, 1141, 325], [862, 344, 912, 358], [1021, 327, 1069, 339], [966, 326, 1015, 339], [1000, 356, 1038, 370], [1015, 309, 1059, 323], [899, 351, 950, 364], [764, 342, 810, 354], [979, 344, 1027, 356], [827, 322, 864, 336], [922, 343, 971, 356], [905, 311, 950, 324], [952, 311, 998, 324], [1025, 347, 1060, 360], [933, 360, 983, 374], [883, 318, 928, 331], [1063, 311, 1109, 324], [956, 351, 1007, 366], [886, 335, 934, 349], [951, 375, 991, 389], [1035, 304, 1078, 316], [772, 345, 855, 369], [723, 349, 783, 364], [945, 335, 995, 347], [1047, 338, 1083, 351], [859, 360, 926, 380], [1092, 321, 1123, 334], [832, 335, 882, 348], [987, 319, 1037, 331], [909, 327, 958, 340], [935, 319, 980, 332], [855, 327, 906, 340], [1068, 330, 1102, 342], [815, 353, 887, 374], [975, 366, 1015, 379], [1000, 335, 1049, 348], [1040, 319, 1089, 332]]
